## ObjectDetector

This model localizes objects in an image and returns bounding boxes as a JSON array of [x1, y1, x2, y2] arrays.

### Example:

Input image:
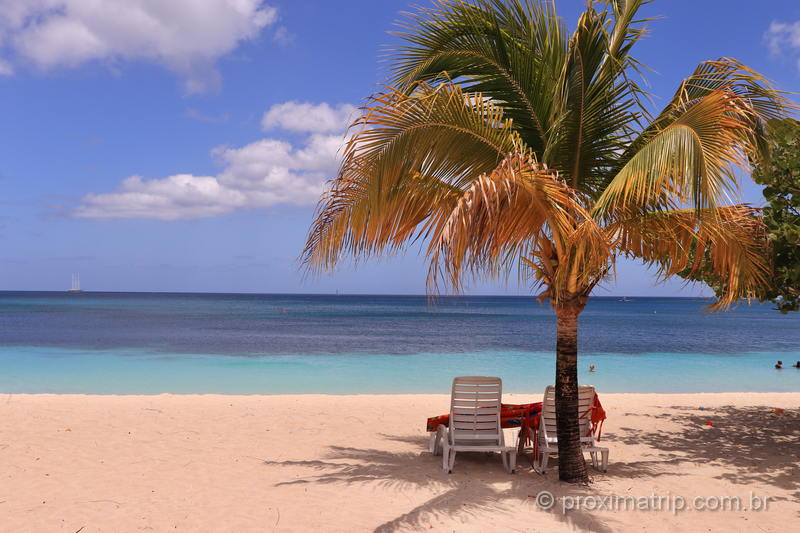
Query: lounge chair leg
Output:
[[507, 452, 517, 474], [601, 449, 609, 472], [501, 451, 509, 473], [590, 451, 598, 469], [443, 448, 455, 473], [540, 452, 549, 474], [432, 426, 445, 456], [429, 432, 437, 454]]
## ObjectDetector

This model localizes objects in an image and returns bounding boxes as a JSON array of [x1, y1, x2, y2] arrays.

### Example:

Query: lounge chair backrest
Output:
[[533, 385, 609, 474], [540, 385, 597, 443], [449, 376, 503, 445]]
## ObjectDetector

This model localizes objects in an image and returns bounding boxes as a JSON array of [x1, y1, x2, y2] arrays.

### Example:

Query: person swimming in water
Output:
[[589, 364, 596, 373], [794, 361, 800, 369], [775, 360, 783, 369]]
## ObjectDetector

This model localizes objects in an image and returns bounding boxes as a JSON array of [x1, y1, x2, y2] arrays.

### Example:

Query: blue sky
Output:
[[1, 0, 799, 295]]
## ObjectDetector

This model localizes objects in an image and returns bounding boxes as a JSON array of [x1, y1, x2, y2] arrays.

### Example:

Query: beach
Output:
[[2, 392, 798, 532], [3, 0, 800, 531]]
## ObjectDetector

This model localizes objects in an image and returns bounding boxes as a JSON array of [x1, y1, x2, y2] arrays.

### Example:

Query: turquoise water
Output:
[[0, 347, 797, 395], [0, 292, 798, 394]]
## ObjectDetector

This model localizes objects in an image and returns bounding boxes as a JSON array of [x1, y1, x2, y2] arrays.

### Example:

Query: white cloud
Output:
[[73, 102, 353, 220], [74, 174, 241, 220], [261, 101, 357, 133], [765, 19, 800, 70], [0, 0, 277, 92]]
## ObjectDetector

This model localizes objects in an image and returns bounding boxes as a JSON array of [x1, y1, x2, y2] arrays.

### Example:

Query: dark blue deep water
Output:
[[0, 292, 798, 394]]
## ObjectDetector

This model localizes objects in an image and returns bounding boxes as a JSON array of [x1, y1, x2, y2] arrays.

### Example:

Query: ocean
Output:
[[0, 291, 797, 394]]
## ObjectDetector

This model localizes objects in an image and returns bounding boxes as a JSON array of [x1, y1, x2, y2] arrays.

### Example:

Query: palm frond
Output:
[[389, 0, 568, 155], [594, 58, 795, 217], [593, 88, 759, 215], [302, 82, 519, 271], [427, 152, 610, 301], [610, 205, 770, 309], [546, 4, 644, 191], [617, 58, 794, 176]]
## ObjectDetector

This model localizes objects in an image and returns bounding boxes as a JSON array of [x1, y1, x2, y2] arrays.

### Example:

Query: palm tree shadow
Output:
[[264, 438, 618, 533], [262, 407, 799, 530], [612, 406, 800, 493]]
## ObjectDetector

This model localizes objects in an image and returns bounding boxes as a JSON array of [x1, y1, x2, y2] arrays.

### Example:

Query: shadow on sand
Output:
[[611, 406, 800, 497], [263, 406, 798, 532], [265, 433, 617, 533]]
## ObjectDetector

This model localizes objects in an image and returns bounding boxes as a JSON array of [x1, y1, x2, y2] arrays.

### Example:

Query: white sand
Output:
[[1, 392, 798, 532]]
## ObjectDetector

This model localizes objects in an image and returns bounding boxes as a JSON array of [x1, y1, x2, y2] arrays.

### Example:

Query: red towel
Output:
[[425, 402, 542, 432], [590, 393, 606, 440]]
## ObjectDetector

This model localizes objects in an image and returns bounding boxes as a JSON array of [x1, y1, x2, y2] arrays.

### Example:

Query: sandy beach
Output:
[[1, 392, 798, 532]]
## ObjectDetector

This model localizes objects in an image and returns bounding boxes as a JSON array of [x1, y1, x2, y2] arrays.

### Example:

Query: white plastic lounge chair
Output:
[[531, 385, 609, 473], [439, 376, 518, 474]]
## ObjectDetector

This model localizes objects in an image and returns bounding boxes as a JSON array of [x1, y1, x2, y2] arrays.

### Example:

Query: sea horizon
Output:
[[1, 289, 718, 298]]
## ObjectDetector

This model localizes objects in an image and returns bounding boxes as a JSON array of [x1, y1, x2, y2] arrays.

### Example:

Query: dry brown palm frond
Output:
[[302, 81, 521, 272], [609, 204, 770, 309], [427, 152, 611, 303], [595, 89, 759, 216], [595, 58, 796, 217]]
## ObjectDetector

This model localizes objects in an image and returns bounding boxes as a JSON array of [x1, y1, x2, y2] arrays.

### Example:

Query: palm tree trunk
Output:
[[554, 297, 588, 483]]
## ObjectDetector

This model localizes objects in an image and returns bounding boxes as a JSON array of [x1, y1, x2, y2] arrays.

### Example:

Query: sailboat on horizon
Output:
[[67, 273, 83, 293]]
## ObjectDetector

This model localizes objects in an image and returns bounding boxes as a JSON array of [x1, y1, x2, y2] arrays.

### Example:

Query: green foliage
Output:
[[754, 118, 800, 313]]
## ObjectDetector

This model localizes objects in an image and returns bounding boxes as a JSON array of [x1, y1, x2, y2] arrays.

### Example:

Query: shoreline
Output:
[[2, 392, 798, 532], [3, 390, 800, 397]]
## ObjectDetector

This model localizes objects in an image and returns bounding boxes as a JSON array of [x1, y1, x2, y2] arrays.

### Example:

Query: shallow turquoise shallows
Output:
[[0, 346, 797, 394]]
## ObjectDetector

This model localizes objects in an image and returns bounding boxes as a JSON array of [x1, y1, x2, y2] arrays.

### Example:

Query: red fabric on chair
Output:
[[426, 402, 542, 432], [589, 393, 607, 440]]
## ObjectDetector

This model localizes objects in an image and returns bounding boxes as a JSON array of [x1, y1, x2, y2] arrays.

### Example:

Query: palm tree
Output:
[[302, 0, 791, 483]]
